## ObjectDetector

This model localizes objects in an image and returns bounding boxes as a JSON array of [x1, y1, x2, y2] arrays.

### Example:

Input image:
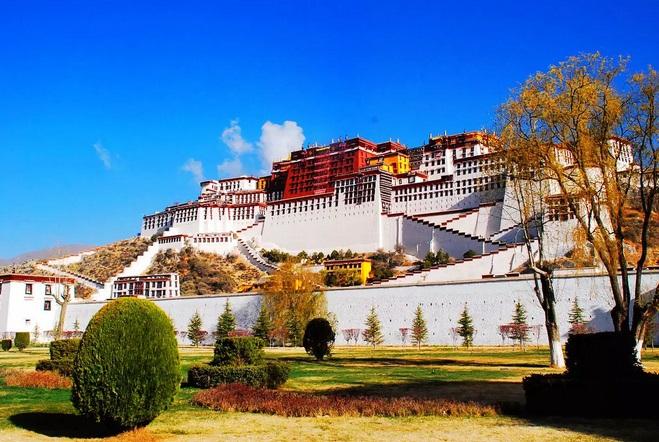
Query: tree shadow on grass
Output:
[[326, 379, 526, 407], [9, 412, 123, 439], [328, 380, 659, 441], [278, 356, 546, 369]]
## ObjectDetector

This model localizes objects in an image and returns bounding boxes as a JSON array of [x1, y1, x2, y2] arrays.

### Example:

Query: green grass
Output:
[[1, 345, 658, 441]]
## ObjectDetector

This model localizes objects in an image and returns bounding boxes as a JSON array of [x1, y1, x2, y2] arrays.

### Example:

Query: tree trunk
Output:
[[540, 273, 566, 368], [56, 299, 68, 339], [631, 284, 659, 362]]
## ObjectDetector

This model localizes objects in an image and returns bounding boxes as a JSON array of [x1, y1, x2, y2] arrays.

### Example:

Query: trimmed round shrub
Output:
[[1, 339, 11, 351], [212, 337, 264, 366], [72, 298, 180, 429], [14, 332, 30, 351], [302, 318, 335, 360], [566, 332, 641, 378]]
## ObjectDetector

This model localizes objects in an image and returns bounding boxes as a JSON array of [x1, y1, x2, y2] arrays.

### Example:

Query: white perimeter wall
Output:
[[65, 271, 659, 346]]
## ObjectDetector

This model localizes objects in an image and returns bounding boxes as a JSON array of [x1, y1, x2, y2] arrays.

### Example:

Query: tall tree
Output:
[[252, 303, 273, 343], [261, 261, 326, 345], [498, 53, 658, 356], [52, 276, 73, 340], [456, 304, 475, 348], [362, 307, 384, 347], [216, 300, 236, 338], [187, 311, 204, 346], [411, 305, 428, 349]]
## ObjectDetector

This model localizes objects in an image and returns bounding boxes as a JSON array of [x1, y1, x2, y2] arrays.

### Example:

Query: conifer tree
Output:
[[216, 300, 236, 339], [411, 305, 428, 348], [252, 303, 273, 343], [568, 297, 585, 329], [362, 307, 384, 347], [286, 311, 303, 346], [511, 301, 529, 348], [457, 304, 474, 347], [187, 311, 204, 346], [73, 318, 81, 334]]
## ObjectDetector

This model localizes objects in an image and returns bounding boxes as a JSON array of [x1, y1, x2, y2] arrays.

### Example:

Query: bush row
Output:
[[524, 373, 659, 418], [188, 362, 289, 389], [4, 369, 72, 389], [50, 339, 80, 361], [192, 383, 497, 417], [36, 358, 75, 377]]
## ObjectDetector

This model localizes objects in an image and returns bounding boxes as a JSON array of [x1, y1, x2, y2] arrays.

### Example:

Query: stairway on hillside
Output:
[[34, 263, 104, 290], [234, 235, 278, 274]]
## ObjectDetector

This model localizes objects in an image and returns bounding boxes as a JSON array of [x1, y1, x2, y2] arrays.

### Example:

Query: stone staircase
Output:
[[367, 240, 535, 286], [34, 263, 104, 290], [234, 235, 278, 274]]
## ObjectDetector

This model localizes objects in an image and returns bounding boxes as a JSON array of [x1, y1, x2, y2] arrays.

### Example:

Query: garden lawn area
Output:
[[1, 346, 658, 441]]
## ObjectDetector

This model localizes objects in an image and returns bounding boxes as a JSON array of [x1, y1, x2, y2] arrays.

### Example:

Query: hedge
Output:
[[565, 332, 641, 378], [212, 337, 264, 366], [36, 359, 74, 377], [49, 339, 81, 361], [523, 373, 659, 417], [188, 362, 289, 389], [72, 298, 180, 429], [14, 332, 30, 351]]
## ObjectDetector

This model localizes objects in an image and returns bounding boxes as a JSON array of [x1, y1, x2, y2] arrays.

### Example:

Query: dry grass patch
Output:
[[3, 370, 71, 389], [193, 383, 497, 417], [107, 428, 160, 442]]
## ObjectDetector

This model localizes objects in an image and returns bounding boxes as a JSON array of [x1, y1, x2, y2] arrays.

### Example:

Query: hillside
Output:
[[63, 237, 152, 282], [146, 246, 263, 295]]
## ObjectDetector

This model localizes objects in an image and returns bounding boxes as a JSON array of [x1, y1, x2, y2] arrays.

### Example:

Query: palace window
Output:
[[25, 284, 32, 295], [45, 284, 52, 295], [44, 300, 52, 311]]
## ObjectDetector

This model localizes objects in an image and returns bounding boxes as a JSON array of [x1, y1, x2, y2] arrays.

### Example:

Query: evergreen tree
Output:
[[73, 318, 81, 333], [568, 297, 585, 328], [457, 304, 475, 347], [286, 311, 303, 346], [216, 300, 236, 339], [411, 305, 428, 348], [252, 303, 273, 343], [362, 307, 384, 347], [187, 311, 204, 346], [510, 301, 529, 348]]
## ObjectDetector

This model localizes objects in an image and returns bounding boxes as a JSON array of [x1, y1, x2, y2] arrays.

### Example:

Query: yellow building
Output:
[[323, 258, 372, 286], [366, 152, 410, 175]]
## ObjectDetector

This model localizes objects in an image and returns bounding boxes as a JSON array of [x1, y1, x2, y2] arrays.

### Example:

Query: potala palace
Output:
[[2, 131, 658, 344]]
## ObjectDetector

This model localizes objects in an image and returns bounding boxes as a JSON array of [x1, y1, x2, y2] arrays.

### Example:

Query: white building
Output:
[[0, 274, 75, 341], [112, 273, 180, 299]]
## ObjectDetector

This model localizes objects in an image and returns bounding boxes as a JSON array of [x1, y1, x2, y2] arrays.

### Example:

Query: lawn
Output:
[[1, 346, 658, 441]]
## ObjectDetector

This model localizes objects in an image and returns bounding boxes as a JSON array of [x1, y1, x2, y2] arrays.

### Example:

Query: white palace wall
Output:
[[65, 271, 659, 346]]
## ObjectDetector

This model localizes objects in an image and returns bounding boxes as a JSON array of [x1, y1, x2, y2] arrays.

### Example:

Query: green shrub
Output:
[[14, 332, 30, 351], [72, 298, 180, 429], [1, 339, 11, 351], [36, 358, 74, 377], [263, 362, 290, 388], [188, 362, 289, 389], [302, 318, 335, 360], [49, 339, 81, 360], [566, 332, 641, 378], [212, 336, 264, 366]]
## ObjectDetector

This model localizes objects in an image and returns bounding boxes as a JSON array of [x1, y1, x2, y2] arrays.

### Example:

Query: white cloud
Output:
[[93, 142, 112, 169], [221, 119, 252, 154], [217, 157, 244, 177], [182, 158, 205, 182], [258, 120, 305, 167]]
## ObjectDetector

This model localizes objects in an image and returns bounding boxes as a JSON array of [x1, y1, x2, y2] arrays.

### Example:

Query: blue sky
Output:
[[0, 0, 657, 258]]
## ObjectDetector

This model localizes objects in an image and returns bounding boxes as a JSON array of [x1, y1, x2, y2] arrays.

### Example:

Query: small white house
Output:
[[0, 274, 75, 342]]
